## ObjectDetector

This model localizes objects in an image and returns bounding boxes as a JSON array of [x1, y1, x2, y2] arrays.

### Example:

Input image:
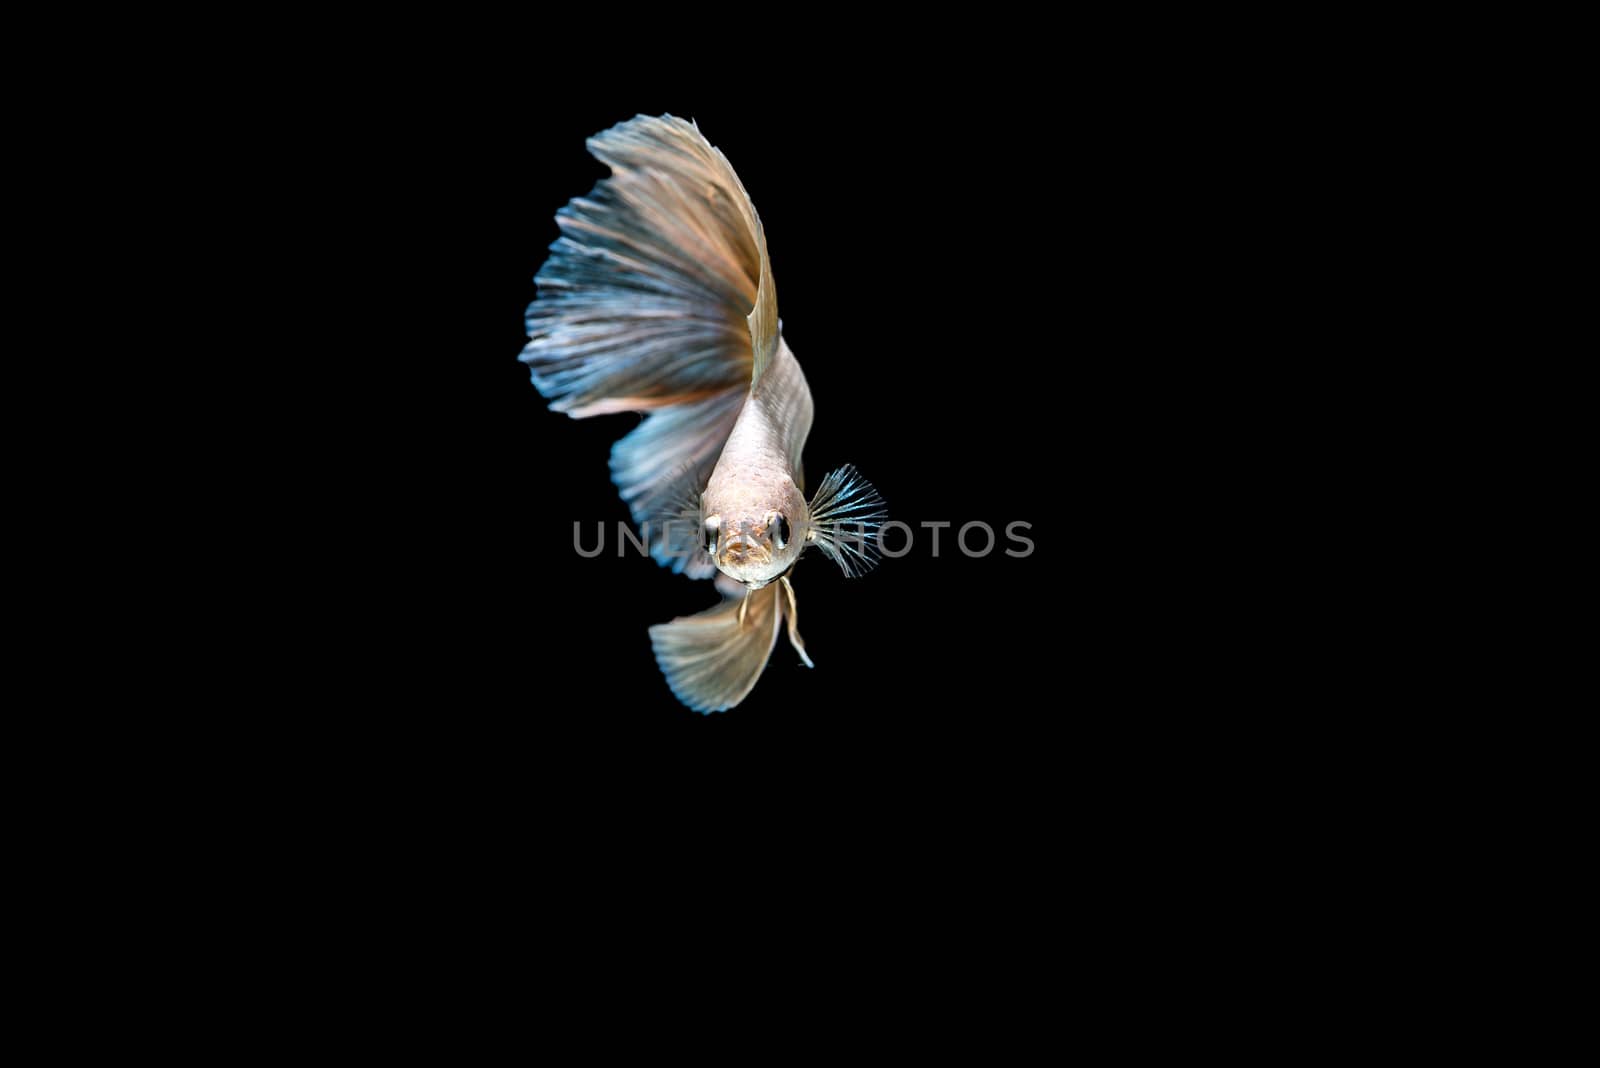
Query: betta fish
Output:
[[521, 114, 885, 713]]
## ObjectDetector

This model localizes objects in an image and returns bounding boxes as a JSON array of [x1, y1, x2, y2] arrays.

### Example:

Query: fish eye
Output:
[[704, 515, 721, 556], [770, 512, 789, 550]]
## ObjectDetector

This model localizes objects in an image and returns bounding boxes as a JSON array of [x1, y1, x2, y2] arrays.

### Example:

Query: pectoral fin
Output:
[[807, 464, 888, 578], [649, 576, 782, 713]]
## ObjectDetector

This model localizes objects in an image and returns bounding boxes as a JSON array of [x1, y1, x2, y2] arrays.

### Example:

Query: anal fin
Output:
[[649, 576, 782, 713]]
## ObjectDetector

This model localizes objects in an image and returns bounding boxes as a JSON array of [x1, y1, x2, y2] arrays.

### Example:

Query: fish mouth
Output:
[[719, 535, 771, 568]]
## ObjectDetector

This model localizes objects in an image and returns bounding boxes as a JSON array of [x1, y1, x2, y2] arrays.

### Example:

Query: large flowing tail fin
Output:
[[522, 115, 780, 576]]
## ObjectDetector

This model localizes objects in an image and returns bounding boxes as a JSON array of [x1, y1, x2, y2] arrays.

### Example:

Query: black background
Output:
[[98, 25, 1437, 962], [350, 65, 1289, 800]]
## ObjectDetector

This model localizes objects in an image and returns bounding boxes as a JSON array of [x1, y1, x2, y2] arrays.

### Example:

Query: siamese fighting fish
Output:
[[521, 114, 885, 713]]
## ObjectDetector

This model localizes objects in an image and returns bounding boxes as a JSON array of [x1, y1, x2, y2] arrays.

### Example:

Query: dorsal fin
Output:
[[690, 119, 777, 385], [744, 206, 779, 384]]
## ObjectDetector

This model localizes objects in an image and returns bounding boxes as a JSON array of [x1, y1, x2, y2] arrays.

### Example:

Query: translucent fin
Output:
[[746, 212, 779, 385], [611, 388, 745, 577], [650, 576, 782, 713], [645, 466, 716, 579], [522, 114, 774, 415], [756, 337, 814, 479], [807, 464, 888, 578], [779, 575, 813, 668]]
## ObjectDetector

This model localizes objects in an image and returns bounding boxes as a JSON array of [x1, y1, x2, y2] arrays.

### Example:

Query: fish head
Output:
[[703, 480, 808, 588]]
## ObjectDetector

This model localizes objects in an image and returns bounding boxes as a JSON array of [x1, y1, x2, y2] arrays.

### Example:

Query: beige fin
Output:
[[524, 113, 779, 408], [745, 207, 779, 385], [755, 337, 814, 479], [612, 387, 745, 578], [649, 576, 782, 713], [779, 575, 813, 668], [522, 115, 761, 415]]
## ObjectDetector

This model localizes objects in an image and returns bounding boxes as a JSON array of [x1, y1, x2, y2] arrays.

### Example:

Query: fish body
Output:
[[521, 115, 884, 712], [702, 338, 811, 587]]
